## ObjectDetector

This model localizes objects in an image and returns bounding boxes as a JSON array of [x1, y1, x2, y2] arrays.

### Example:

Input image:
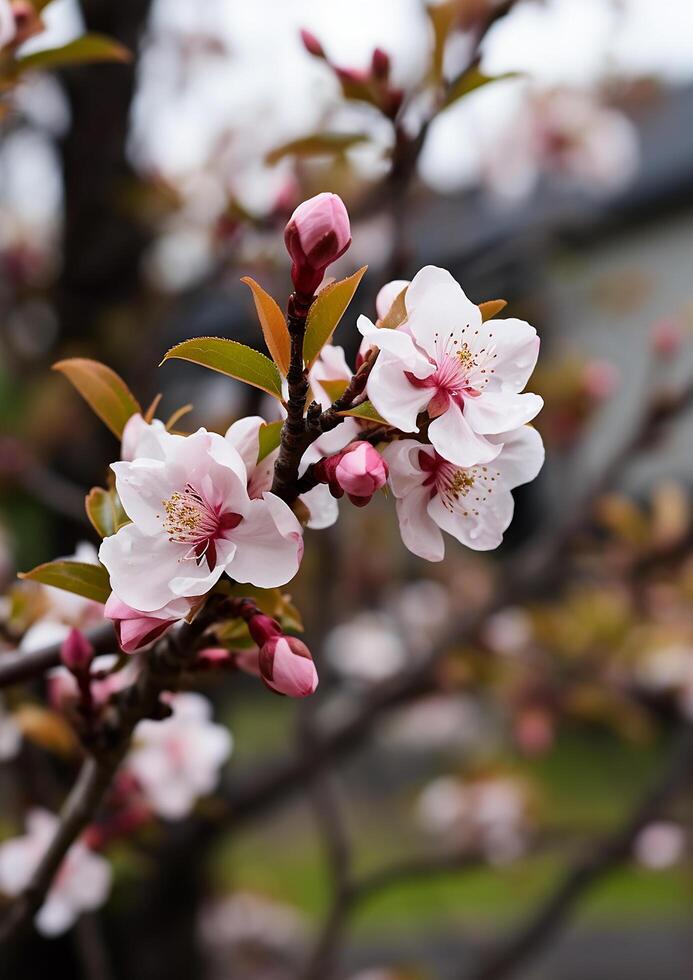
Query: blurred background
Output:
[[2, 0, 693, 978]]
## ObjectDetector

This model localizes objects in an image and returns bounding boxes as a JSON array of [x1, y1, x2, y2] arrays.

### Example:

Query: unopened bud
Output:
[[284, 192, 351, 297], [329, 442, 387, 507], [259, 635, 318, 698], [300, 28, 325, 59], [196, 647, 234, 669], [334, 65, 368, 87], [60, 629, 94, 674], [104, 594, 178, 654], [371, 47, 390, 81], [246, 611, 282, 647]]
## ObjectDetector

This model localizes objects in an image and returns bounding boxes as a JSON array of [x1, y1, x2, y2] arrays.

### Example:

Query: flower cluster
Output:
[[0, 191, 545, 938]]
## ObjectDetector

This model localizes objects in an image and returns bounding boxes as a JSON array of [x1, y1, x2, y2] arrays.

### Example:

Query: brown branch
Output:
[[0, 621, 116, 689], [0, 755, 116, 944], [467, 723, 693, 980], [271, 295, 313, 501], [0, 620, 205, 947]]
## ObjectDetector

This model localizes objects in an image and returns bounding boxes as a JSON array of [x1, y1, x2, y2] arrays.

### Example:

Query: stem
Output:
[[0, 622, 115, 689], [270, 294, 312, 501]]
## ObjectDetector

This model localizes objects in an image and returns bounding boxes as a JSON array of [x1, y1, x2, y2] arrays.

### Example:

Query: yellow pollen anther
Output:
[[456, 343, 476, 372]]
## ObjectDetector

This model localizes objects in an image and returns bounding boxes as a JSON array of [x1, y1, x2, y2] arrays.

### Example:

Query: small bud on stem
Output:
[[284, 192, 351, 298]]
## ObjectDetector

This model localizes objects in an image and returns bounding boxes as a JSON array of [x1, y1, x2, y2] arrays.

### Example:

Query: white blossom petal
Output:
[[428, 402, 502, 467], [100, 524, 227, 612], [366, 354, 432, 432], [489, 425, 545, 489], [227, 495, 302, 588], [395, 487, 446, 562], [405, 266, 482, 360], [462, 391, 543, 435]]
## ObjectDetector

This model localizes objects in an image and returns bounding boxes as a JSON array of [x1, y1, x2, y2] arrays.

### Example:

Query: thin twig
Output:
[[0, 621, 116, 688], [0, 620, 205, 947], [466, 724, 693, 980]]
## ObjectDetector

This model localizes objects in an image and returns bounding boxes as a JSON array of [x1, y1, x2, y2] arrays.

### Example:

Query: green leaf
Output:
[[479, 298, 508, 321], [161, 338, 284, 401], [241, 277, 291, 376], [85, 487, 130, 538], [257, 420, 283, 463], [20, 561, 111, 605], [304, 266, 367, 369], [16, 33, 131, 73], [53, 358, 141, 438], [266, 132, 370, 166], [319, 379, 348, 403], [338, 401, 390, 425], [379, 287, 408, 329], [443, 67, 517, 110]]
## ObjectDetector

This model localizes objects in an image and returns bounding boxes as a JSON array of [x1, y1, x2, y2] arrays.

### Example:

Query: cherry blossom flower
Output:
[[484, 88, 639, 202], [99, 427, 303, 612], [634, 822, 686, 870], [325, 612, 407, 684], [125, 692, 232, 820], [383, 425, 544, 561], [0, 809, 111, 936], [416, 775, 529, 865], [359, 266, 543, 467]]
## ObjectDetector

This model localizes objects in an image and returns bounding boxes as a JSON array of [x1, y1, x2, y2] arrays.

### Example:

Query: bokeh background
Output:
[[2, 1, 693, 978]]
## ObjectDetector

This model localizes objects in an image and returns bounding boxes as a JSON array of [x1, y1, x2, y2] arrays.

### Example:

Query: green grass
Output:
[[209, 726, 692, 933]]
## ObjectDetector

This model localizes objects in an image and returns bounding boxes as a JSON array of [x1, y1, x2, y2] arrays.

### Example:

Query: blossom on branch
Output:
[[104, 593, 194, 654], [99, 427, 303, 612], [125, 693, 232, 820], [0, 809, 111, 936], [383, 425, 544, 560], [284, 192, 351, 297], [359, 266, 543, 467]]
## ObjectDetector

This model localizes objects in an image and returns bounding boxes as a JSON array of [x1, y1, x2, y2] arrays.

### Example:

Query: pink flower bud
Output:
[[334, 442, 388, 503], [196, 647, 234, 669], [371, 47, 390, 81], [104, 594, 178, 654], [60, 629, 94, 674], [300, 28, 325, 59], [651, 318, 684, 359], [259, 635, 318, 698], [246, 612, 282, 647], [284, 193, 351, 296], [334, 66, 369, 86]]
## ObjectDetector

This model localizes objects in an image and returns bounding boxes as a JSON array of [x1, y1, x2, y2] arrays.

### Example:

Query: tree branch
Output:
[[0, 621, 116, 689], [0, 620, 206, 947], [271, 296, 312, 501], [466, 724, 693, 980]]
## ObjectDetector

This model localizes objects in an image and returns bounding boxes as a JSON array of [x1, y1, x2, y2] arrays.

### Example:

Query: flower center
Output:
[[405, 326, 499, 418], [419, 450, 501, 518], [162, 484, 241, 570]]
